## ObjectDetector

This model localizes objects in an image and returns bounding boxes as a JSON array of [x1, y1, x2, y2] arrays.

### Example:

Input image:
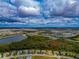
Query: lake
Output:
[[0, 35, 25, 44]]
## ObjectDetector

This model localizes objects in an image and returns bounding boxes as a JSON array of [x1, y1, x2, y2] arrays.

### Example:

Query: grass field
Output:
[[61, 57, 69, 59], [32, 56, 57, 59], [32, 56, 71, 59]]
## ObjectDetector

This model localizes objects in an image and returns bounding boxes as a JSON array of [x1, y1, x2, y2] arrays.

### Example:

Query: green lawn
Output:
[[61, 58, 69, 59], [73, 38, 79, 41], [32, 56, 57, 59], [32, 56, 72, 59]]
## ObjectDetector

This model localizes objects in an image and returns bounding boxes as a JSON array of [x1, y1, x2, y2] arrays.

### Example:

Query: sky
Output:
[[0, 0, 79, 28]]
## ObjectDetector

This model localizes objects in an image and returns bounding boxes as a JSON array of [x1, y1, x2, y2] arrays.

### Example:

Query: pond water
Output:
[[0, 35, 25, 44]]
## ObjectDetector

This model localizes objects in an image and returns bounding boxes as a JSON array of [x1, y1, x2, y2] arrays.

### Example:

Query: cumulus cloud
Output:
[[1, 0, 79, 18], [11, 0, 41, 16], [8, 17, 79, 25], [0, 0, 79, 27], [43, 0, 79, 17], [0, 0, 41, 17], [0, 1, 17, 17], [18, 6, 40, 16]]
